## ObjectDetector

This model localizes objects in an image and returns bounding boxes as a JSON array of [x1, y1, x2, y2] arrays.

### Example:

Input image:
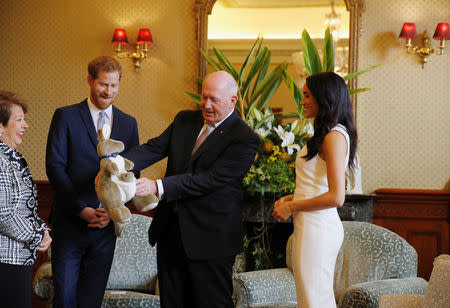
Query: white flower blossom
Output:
[[300, 122, 314, 138], [274, 125, 301, 154], [286, 143, 300, 155], [273, 125, 284, 136], [255, 127, 270, 138]]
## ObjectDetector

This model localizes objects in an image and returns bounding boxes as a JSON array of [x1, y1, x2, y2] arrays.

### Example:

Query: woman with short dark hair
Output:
[[272, 72, 358, 307], [0, 91, 51, 308]]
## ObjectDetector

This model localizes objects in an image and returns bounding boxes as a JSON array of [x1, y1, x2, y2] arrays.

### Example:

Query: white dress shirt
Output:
[[87, 97, 113, 138]]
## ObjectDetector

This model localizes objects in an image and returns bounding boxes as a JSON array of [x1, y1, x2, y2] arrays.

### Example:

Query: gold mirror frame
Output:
[[194, 0, 365, 112]]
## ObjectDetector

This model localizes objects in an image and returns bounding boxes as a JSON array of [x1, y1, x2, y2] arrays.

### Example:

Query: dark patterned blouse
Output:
[[0, 141, 49, 266]]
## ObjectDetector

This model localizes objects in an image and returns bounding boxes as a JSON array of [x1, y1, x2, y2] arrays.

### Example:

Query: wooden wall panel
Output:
[[373, 189, 450, 280]]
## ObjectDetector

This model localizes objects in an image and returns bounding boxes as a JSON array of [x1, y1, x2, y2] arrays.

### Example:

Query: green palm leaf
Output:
[[322, 28, 335, 72], [282, 70, 304, 117], [343, 64, 381, 81], [302, 29, 322, 74], [251, 63, 284, 110], [250, 48, 271, 103], [185, 92, 201, 104], [213, 48, 239, 81], [349, 88, 371, 95], [239, 36, 263, 86], [200, 48, 222, 71], [242, 46, 270, 107]]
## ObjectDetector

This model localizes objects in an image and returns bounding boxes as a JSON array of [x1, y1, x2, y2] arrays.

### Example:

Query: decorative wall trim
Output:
[[345, 0, 365, 119]]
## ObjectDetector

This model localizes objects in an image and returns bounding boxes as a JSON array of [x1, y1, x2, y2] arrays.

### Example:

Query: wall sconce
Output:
[[399, 22, 450, 68], [112, 28, 153, 72]]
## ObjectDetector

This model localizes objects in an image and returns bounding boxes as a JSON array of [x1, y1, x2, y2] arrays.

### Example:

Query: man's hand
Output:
[[95, 208, 111, 228], [37, 230, 52, 252], [80, 207, 110, 228], [136, 177, 157, 196]]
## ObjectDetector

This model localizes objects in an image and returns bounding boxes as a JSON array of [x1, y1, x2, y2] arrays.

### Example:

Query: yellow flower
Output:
[[280, 151, 291, 162], [263, 140, 274, 153], [273, 145, 281, 156], [269, 155, 277, 162]]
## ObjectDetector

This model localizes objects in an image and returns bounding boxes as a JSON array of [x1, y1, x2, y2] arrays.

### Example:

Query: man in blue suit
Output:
[[46, 56, 139, 308], [124, 71, 259, 307]]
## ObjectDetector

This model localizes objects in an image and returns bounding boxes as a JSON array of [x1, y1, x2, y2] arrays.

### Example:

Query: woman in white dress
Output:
[[272, 72, 358, 308]]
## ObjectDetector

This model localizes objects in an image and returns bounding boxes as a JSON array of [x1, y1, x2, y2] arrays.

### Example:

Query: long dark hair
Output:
[[302, 72, 358, 169]]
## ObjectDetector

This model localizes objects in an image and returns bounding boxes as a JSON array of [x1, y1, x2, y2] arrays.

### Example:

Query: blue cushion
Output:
[[102, 290, 160, 308], [106, 214, 158, 293]]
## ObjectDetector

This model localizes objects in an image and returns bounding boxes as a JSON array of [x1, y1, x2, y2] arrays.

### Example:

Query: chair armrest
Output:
[[339, 277, 428, 308], [32, 262, 54, 301], [378, 294, 425, 308], [233, 268, 296, 308]]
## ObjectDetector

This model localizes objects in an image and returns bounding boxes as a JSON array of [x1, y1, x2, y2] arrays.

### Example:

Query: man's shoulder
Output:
[[173, 109, 202, 123], [177, 109, 201, 118], [229, 113, 259, 140]]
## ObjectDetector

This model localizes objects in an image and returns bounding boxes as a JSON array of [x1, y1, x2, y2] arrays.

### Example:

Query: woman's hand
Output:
[[274, 194, 293, 209], [272, 195, 294, 222], [37, 230, 52, 252]]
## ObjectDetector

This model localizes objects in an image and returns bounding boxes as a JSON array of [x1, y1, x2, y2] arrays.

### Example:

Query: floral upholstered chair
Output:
[[378, 254, 450, 308], [33, 214, 160, 308], [232, 221, 428, 308]]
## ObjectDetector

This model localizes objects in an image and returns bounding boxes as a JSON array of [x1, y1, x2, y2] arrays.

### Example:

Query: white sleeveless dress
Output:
[[291, 124, 349, 308]]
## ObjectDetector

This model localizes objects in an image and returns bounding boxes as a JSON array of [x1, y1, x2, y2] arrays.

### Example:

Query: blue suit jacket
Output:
[[46, 100, 139, 229], [124, 110, 259, 260]]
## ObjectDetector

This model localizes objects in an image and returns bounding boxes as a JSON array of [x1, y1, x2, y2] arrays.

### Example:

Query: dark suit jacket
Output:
[[124, 110, 259, 260], [46, 100, 139, 229]]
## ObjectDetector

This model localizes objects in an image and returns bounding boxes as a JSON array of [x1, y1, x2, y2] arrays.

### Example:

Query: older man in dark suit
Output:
[[46, 56, 139, 308], [124, 70, 259, 307]]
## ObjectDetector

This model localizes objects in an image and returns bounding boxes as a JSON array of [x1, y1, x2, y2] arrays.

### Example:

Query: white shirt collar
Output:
[[87, 97, 113, 120]]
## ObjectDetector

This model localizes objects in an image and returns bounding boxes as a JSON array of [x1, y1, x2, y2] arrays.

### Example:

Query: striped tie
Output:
[[98, 111, 106, 131], [192, 124, 215, 155]]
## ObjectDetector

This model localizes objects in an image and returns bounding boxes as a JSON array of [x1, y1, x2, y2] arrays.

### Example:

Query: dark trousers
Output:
[[51, 224, 116, 308], [0, 262, 33, 308], [157, 212, 235, 308]]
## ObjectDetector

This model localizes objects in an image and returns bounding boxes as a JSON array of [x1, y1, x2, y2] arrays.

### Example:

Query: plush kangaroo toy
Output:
[[96, 124, 159, 235]]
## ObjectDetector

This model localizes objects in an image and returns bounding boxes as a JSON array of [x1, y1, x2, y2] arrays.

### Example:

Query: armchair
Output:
[[233, 221, 428, 308], [33, 214, 160, 308], [379, 254, 450, 308]]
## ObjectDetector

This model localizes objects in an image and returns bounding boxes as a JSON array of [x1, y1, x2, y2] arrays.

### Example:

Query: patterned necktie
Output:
[[192, 123, 215, 155], [98, 111, 106, 131]]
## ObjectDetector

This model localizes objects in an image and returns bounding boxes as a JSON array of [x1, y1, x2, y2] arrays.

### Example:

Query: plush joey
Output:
[[96, 124, 159, 235]]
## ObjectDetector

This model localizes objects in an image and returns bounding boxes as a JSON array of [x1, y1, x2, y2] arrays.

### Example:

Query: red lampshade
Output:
[[112, 29, 128, 45], [399, 23, 417, 39], [137, 28, 153, 45], [433, 22, 450, 40]]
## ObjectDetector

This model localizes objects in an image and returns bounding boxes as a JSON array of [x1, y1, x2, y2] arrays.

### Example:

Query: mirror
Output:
[[194, 0, 365, 110]]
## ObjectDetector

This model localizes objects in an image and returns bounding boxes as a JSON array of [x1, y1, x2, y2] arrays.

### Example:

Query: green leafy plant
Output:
[[186, 36, 288, 126], [284, 28, 381, 108]]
